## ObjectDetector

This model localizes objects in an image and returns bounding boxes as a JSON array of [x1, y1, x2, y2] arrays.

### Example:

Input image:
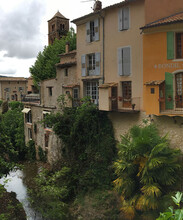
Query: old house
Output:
[[0, 77, 27, 102]]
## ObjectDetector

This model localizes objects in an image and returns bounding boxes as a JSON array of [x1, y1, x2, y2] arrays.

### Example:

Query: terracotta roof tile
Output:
[[48, 11, 69, 21], [141, 11, 183, 29], [0, 77, 27, 82], [144, 80, 165, 86]]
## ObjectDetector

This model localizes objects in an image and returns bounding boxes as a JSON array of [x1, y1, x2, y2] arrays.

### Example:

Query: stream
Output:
[[0, 162, 44, 220]]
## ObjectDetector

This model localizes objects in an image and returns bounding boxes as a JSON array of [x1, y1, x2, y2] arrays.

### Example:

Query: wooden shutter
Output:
[[94, 19, 99, 41], [95, 52, 100, 75], [167, 32, 174, 60], [118, 48, 123, 76], [81, 55, 86, 76], [123, 47, 131, 76], [165, 72, 174, 109], [86, 22, 90, 43], [123, 7, 129, 30], [118, 9, 123, 31]]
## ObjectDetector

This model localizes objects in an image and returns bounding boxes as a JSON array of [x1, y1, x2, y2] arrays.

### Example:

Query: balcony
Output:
[[159, 96, 183, 116]]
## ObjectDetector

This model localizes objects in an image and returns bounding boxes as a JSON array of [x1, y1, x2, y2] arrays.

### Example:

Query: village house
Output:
[[72, 0, 183, 146], [22, 24, 77, 163], [0, 77, 27, 102]]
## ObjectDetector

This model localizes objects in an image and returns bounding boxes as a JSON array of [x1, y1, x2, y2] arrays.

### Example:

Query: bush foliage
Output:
[[114, 123, 182, 220]]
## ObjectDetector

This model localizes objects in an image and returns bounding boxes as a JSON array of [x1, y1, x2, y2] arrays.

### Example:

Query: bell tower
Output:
[[48, 11, 69, 45]]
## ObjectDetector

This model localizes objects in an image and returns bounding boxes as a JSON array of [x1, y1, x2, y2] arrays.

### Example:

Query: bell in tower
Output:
[[48, 11, 69, 45]]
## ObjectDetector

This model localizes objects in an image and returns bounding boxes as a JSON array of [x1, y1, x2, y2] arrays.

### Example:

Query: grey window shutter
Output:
[[94, 19, 99, 41], [95, 52, 100, 75], [81, 55, 86, 76], [118, 9, 123, 31], [123, 47, 131, 76], [86, 22, 90, 43], [123, 7, 129, 30], [118, 48, 123, 76]]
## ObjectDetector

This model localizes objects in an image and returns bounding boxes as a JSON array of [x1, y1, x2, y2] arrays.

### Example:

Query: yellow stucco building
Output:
[[142, 12, 183, 116]]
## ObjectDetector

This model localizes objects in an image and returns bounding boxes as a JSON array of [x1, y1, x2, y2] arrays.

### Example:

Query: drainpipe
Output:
[[99, 13, 105, 84]]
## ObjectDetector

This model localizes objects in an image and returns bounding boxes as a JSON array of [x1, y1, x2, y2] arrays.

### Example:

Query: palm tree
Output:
[[114, 123, 182, 220]]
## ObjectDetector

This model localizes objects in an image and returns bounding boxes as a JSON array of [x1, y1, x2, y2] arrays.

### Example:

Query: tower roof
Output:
[[48, 11, 69, 21]]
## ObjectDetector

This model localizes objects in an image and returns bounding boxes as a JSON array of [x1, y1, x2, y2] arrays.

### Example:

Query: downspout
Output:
[[102, 16, 105, 84], [99, 13, 105, 84]]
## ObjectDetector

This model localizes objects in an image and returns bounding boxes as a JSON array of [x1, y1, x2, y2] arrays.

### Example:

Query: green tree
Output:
[[114, 123, 182, 220], [30, 28, 76, 86], [1, 105, 26, 160], [0, 114, 17, 177], [46, 99, 116, 193]]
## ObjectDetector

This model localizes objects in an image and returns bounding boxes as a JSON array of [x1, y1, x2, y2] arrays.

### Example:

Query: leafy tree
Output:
[[46, 98, 117, 193], [1, 103, 26, 160], [0, 114, 17, 177], [114, 123, 182, 220], [30, 28, 76, 86]]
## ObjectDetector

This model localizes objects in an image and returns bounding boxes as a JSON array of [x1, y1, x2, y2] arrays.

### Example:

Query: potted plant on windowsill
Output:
[[167, 95, 172, 102]]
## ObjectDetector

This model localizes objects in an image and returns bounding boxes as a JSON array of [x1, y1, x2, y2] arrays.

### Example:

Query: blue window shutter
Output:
[[118, 9, 123, 31], [123, 47, 131, 76], [94, 19, 99, 41], [95, 52, 100, 75], [86, 22, 90, 43], [118, 48, 123, 76], [167, 32, 174, 60], [81, 55, 86, 76], [123, 7, 129, 30]]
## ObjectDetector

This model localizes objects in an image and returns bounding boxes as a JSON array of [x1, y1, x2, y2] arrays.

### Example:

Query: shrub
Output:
[[2, 101, 8, 114], [26, 140, 36, 161], [9, 101, 23, 110], [114, 123, 182, 220], [38, 146, 47, 162]]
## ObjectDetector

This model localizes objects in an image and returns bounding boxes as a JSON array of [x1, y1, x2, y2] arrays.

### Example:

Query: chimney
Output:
[[65, 42, 70, 53], [93, 0, 102, 12]]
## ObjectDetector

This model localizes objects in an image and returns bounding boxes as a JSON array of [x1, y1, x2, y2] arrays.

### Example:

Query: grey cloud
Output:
[[0, 69, 16, 75], [0, 0, 46, 59]]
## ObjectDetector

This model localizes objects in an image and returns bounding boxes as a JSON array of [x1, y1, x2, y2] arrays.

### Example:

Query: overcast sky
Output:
[[0, 0, 121, 77]]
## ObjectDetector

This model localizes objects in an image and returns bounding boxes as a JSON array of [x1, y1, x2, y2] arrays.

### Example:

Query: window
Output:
[[151, 88, 155, 94], [28, 128, 32, 140], [85, 81, 99, 105], [81, 52, 100, 76], [45, 133, 49, 148], [43, 111, 51, 129], [118, 7, 129, 31], [48, 87, 53, 96], [73, 88, 79, 99], [118, 47, 131, 76], [52, 24, 55, 31], [64, 68, 68, 77], [26, 111, 32, 123], [176, 33, 183, 59], [122, 81, 132, 107], [11, 95, 14, 100], [19, 87, 23, 92], [88, 54, 96, 75], [86, 19, 99, 42]]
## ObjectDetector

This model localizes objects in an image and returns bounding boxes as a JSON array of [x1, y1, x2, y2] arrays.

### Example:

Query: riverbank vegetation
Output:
[[0, 101, 28, 220]]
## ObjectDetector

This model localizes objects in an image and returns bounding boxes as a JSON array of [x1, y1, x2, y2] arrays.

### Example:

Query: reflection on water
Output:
[[0, 163, 43, 220]]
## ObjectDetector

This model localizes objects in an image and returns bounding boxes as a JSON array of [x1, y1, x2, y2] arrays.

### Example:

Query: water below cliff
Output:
[[0, 162, 43, 220]]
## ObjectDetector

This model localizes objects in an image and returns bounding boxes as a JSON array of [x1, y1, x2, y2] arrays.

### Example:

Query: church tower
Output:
[[48, 11, 69, 45]]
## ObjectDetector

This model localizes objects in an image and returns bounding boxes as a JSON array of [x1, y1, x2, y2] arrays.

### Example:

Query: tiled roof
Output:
[[99, 82, 118, 88], [144, 80, 165, 86], [0, 77, 27, 82], [141, 11, 183, 29], [56, 61, 76, 68], [48, 11, 69, 21], [59, 50, 77, 57], [72, 0, 140, 23]]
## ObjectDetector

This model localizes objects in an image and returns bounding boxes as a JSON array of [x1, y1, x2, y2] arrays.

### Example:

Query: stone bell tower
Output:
[[48, 11, 69, 45]]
